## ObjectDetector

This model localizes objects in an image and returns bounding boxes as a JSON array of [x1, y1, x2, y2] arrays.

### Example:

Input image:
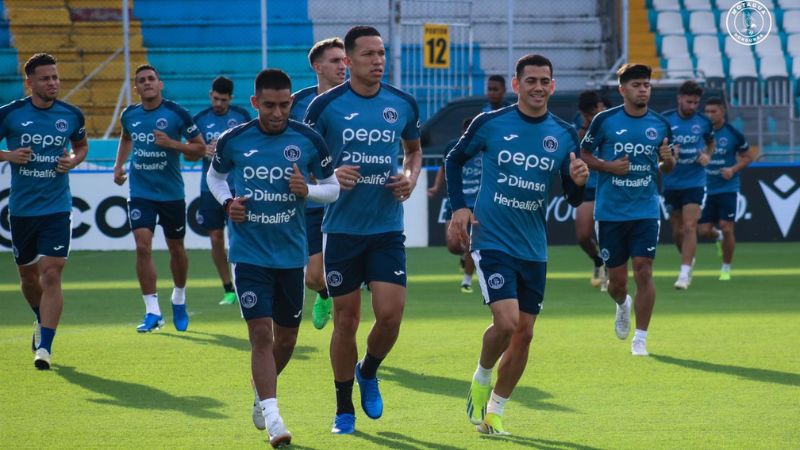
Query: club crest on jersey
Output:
[[645, 127, 658, 140], [130, 208, 142, 220], [156, 118, 168, 130], [600, 248, 610, 261], [54, 119, 68, 132], [227, 118, 239, 128], [383, 107, 398, 124], [240, 291, 258, 309], [487, 273, 505, 290], [719, 137, 728, 147], [691, 124, 702, 134], [326, 271, 343, 287], [542, 136, 558, 153], [284, 145, 301, 162]]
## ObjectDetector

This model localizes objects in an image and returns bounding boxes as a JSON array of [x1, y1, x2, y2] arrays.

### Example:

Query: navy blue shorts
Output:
[[128, 197, 187, 239], [323, 231, 406, 296], [597, 219, 660, 268], [233, 262, 305, 327], [10, 212, 71, 265], [306, 207, 324, 256], [663, 187, 704, 214], [700, 192, 737, 224], [472, 249, 546, 315], [583, 187, 596, 202], [198, 190, 226, 231]]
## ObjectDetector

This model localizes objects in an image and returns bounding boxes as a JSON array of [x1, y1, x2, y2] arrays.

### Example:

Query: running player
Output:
[[113, 64, 205, 332], [449, 54, 588, 435], [304, 25, 421, 434], [661, 80, 715, 290], [290, 37, 346, 329], [0, 53, 88, 370], [698, 97, 758, 280], [580, 63, 675, 356], [193, 76, 251, 305], [207, 69, 339, 448]]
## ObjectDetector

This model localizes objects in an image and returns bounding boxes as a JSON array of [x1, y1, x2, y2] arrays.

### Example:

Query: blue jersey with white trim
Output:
[[193, 105, 251, 192], [581, 105, 672, 221], [212, 119, 333, 268], [290, 85, 324, 209], [444, 138, 482, 209], [446, 106, 580, 262], [305, 81, 420, 234], [706, 122, 749, 195], [0, 97, 86, 216], [120, 99, 200, 201], [661, 109, 714, 190]]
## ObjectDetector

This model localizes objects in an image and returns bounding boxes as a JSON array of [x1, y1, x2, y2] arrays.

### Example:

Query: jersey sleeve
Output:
[[305, 129, 334, 180], [120, 106, 133, 136], [703, 117, 714, 145], [401, 97, 421, 141], [445, 115, 489, 210], [731, 126, 750, 153], [177, 106, 200, 140], [212, 129, 235, 173], [581, 113, 605, 156], [560, 126, 584, 207], [303, 96, 327, 137], [70, 108, 87, 142]]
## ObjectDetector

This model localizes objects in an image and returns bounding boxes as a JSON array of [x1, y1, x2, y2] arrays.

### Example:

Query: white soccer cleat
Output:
[[266, 415, 291, 448], [674, 275, 690, 290], [631, 338, 649, 356], [32, 320, 41, 353], [614, 296, 631, 340], [252, 402, 266, 430], [34, 348, 51, 370]]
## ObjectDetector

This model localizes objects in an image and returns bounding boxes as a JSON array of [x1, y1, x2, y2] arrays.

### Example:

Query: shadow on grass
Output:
[[479, 434, 602, 450], [154, 331, 317, 361], [353, 430, 466, 450], [652, 354, 800, 387], [55, 365, 227, 419], [380, 366, 574, 413]]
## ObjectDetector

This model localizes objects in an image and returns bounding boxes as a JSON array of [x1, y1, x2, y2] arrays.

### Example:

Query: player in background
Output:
[[580, 63, 675, 357], [193, 76, 251, 305], [113, 64, 205, 333], [304, 25, 421, 435], [427, 116, 480, 293], [698, 97, 758, 280], [290, 37, 346, 329], [484, 74, 511, 112], [448, 54, 588, 435], [0, 53, 88, 370], [661, 80, 715, 290], [207, 69, 339, 448], [573, 90, 607, 289]]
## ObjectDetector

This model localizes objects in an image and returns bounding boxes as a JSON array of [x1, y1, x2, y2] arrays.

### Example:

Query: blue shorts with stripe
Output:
[[472, 249, 546, 315], [700, 192, 737, 224], [232, 262, 305, 327], [128, 197, 186, 239], [10, 212, 71, 265], [597, 219, 660, 268], [323, 231, 406, 297], [198, 190, 226, 231]]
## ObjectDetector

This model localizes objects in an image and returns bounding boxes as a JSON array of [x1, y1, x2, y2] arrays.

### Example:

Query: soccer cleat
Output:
[[312, 294, 332, 330], [460, 284, 473, 294], [614, 297, 631, 340], [467, 379, 492, 425], [32, 320, 41, 353], [674, 275, 690, 290], [252, 401, 266, 430], [476, 413, 510, 435], [34, 348, 51, 370], [219, 292, 237, 305], [631, 338, 649, 356], [331, 413, 356, 434], [172, 304, 189, 332], [355, 361, 383, 419], [719, 269, 731, 281], [136, 313, 164, 333], [266, 415, 291, 448]]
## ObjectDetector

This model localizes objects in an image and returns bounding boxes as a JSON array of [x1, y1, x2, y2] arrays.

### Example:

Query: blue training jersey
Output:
[[212, 119, 334, 268], [444, 138, 482, 208], [661, 109, 714, 190], [573, 116, 597, 190], [305, 81, 420, 235], [581, 105, 673, 222], [120, 99, 200, 201], [193, 105, 251, 192], [291, 85, 324, 209], [446, 106, 581, 262], [0, 97, 86, 216], [706, 122, 749, 195]]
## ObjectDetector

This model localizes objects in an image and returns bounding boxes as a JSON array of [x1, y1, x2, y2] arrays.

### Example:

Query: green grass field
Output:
[[1, 242, 798, 449]]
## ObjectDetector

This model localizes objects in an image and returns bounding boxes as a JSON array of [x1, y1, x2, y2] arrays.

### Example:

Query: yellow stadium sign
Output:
[[423, 23, 450, 69]]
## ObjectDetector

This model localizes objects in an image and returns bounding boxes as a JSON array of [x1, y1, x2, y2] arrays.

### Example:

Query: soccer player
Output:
[[289, 37, 346, 329], [574, 90, 607, 289], [448, 54, 588, 435], [207, 68, 339, 448], [661, 80, 715, 290], [0, 53, 88, 370], [304, 25, 421, 434], [193, 76, 251, 305], [580, 63, 675, 357], [484, 74, 511, 112], [113, 64, 205, 332], [698, 97, 758, 280]]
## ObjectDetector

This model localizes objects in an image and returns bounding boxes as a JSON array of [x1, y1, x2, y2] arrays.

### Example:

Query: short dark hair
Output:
[[705, 96, 725, 108], [515, 54, 553, 79], [254, 69, 291, 93], [617, 63, 651, 84], [135, 64, 159, 79], [678, 80, 703, 97], [309, 37, 345, 65], [578, 90, 603, 114], [211, 76, 234, 95], [344, 26, 381, 53], [24, 53, 57, 77], [487, 74, 506, 89]]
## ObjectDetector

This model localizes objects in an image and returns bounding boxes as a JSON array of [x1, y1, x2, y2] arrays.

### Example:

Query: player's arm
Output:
[[580, 116, 629, 175], [0, 147, 32, 164], [561, 131, 587, 207], [386, 138, 421, 201], [696, 129, 715, 166], [208, 134, 246, 222], [445, 122, 484, 247], [57, 136, 89, 173], [113, 132, 132, 185], [154, 132, 206, 161], [658, 125, 677, 173], [723, 136, 757, 180], [428, 164, 445, 197]]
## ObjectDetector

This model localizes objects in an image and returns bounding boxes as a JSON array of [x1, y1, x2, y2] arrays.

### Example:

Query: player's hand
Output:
[[386, 172, 416, 202], [569, 152, 589, 186], [4, 147, 32, 164], [607, 154, 630, 175], [204, 139, 217, 159], [227, 196, 248, 223], [154, 130, 175, 149], [335, 165, 361, 191], [720, 167, 734, 180], [449, 207, 477, 249], [113, 165, 127, 185], [658, 138, 673, 161], [696, 152, 710, 166], [55, 149, 76, 173], [289, 163, 308, 198]]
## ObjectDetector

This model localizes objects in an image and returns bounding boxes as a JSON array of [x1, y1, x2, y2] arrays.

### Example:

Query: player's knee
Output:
[[304, 271, 325, 292], [250, 324, 274, 348], [275, 331, 297, 353], [135, 241, 152, 258], [446, 238, 465, 255], [632, 262, 652, 281], [494, 317, 518, 338], [19, 270, 38, 288], [375, 312, 402, 331], [209, 232, 224, 248], [333, 311, 360, 335], [514, 328, 534, 346], [39, 265, 62, 289], [720, 222, 734, 234]]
